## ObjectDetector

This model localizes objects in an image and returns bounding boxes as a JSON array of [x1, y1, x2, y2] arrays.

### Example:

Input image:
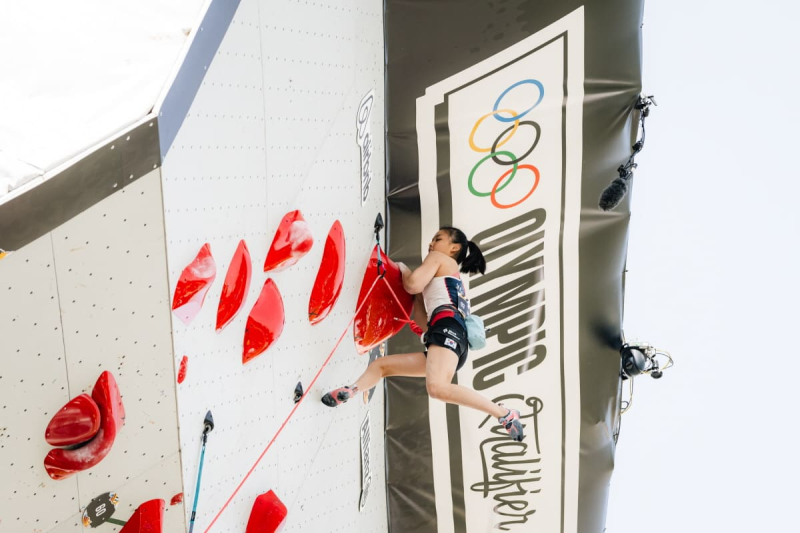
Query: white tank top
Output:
[[422, 275, 465, 316]]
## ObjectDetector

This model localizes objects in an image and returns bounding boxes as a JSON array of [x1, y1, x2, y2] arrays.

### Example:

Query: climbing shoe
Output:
[[321, 386, 357, 407], [498, 405, 525, 442]]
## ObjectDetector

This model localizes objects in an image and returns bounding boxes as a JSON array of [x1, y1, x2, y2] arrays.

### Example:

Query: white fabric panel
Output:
[[160, 0, 388, 530], [0, 0, 205, 196]]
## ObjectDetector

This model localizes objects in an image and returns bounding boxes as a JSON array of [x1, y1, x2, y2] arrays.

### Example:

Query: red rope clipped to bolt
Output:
[[203, 275, 382, 532]]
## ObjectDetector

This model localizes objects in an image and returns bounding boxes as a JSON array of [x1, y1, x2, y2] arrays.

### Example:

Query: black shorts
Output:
[[424, 310, 469, 371]]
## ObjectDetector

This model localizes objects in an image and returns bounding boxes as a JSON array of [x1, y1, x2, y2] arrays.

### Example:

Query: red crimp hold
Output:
[[44, 393, 101, 447], [172, 243, 217, 325], [263, 210, 313, 272], [177, 355, 188, 384], [308, 220, 346, 325], [119, 499, 165, 533], [44, 371, 125, 480], [170, 493, 183, 505], [353, 246, 414, 354], [246, 490, 288, 533], [243, 279, 285, 364], [216, 239, 253, 331]]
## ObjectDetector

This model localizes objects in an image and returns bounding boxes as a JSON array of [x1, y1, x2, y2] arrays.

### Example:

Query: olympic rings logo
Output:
[[467, 79, 544, 209]]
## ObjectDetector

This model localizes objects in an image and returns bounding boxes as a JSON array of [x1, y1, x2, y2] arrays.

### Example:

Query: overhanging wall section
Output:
[[159, 0, 388, 531]]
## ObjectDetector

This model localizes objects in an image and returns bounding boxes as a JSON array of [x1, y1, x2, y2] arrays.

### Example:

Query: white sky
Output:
[[0, 0, 204, 195], [606, 1, 800, 531]]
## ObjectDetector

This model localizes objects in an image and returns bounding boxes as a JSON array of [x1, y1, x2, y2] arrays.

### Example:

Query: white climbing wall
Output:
[[0, 170, 185, 532], [160, 0, 388, 531]]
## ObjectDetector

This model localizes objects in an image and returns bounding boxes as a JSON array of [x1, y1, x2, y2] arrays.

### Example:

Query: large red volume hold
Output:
[[246, 490, 288, 533], [216, 240, 253, 331], [172, 243, 217, 325], [119, 499, 165, 533], [308, 220, 346, 325], [263, 210, 314, 272], [353, 246, 414, 354], [44, 393, 101, 446], [44, 371, 125, 480], [243, 279, 285, 363]]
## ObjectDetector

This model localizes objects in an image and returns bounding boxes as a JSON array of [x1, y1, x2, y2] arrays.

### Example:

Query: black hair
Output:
[[440, 226, 486, 275]]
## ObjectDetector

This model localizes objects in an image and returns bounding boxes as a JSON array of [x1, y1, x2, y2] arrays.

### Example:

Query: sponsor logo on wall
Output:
[[357, 89, 375, 206], [358, 410, 373, 512], [415, 9, 583, 532]]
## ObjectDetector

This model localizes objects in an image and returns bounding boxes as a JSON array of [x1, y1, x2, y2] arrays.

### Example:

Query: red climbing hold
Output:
[[263, 210, 313, 272], [353, 246, 414, 354], [216, 240, 252, 331], [172, 243, 217, 325], [170, 493, 183, 506], [119, 499, 165, 533], [246, 490, 288, 533], [44, 393, 101, 447], [177, 355, 188, 384], [243, 279, 285, 363], [44, 371, 125, 480], [308, 220, 346, 325]]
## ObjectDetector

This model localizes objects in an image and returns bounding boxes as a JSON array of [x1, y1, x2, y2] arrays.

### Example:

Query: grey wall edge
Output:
[[0, 119, 161, 252], [157, 0, 242, 160]]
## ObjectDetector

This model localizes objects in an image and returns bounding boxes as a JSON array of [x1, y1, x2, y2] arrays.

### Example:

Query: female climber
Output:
[[321, 227, 524, 442]]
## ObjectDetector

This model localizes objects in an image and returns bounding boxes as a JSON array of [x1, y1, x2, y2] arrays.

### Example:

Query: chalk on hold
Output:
[[119, 499, 165, 533], [44, 371, 125, 480], [45, 393, 101, 446], [172, 243, 217, 325], [246, 490, 287, 533], [263, 210, 313, 272]]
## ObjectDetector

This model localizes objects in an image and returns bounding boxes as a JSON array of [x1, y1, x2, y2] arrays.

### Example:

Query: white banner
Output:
[[415, 8, 584, 533]]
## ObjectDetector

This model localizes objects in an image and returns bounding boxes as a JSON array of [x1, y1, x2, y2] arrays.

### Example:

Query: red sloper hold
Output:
[[119, 499, 165, 533], [216, 239, 253, 331], [172, 243, 217, 325], [44, 371, 125, 480], [263, 210, 314, 272], [44, 393, 101, 447], [243, 279, 285, 363], [177, 355, 188, 384], [308, 220, 346, 325], [170, 493, 183, 505], [353, 246, 414, 354], [246, 490, 288, 533]]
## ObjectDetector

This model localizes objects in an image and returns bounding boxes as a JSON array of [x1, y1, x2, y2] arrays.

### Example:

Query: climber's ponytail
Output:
[[460, 240, 486, 275], [440, 226, 487, 275]]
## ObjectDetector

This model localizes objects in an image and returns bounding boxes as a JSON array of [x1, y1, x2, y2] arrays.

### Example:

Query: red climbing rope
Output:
[[381, 276, 422, 334], [203, 275, 382, 532]]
